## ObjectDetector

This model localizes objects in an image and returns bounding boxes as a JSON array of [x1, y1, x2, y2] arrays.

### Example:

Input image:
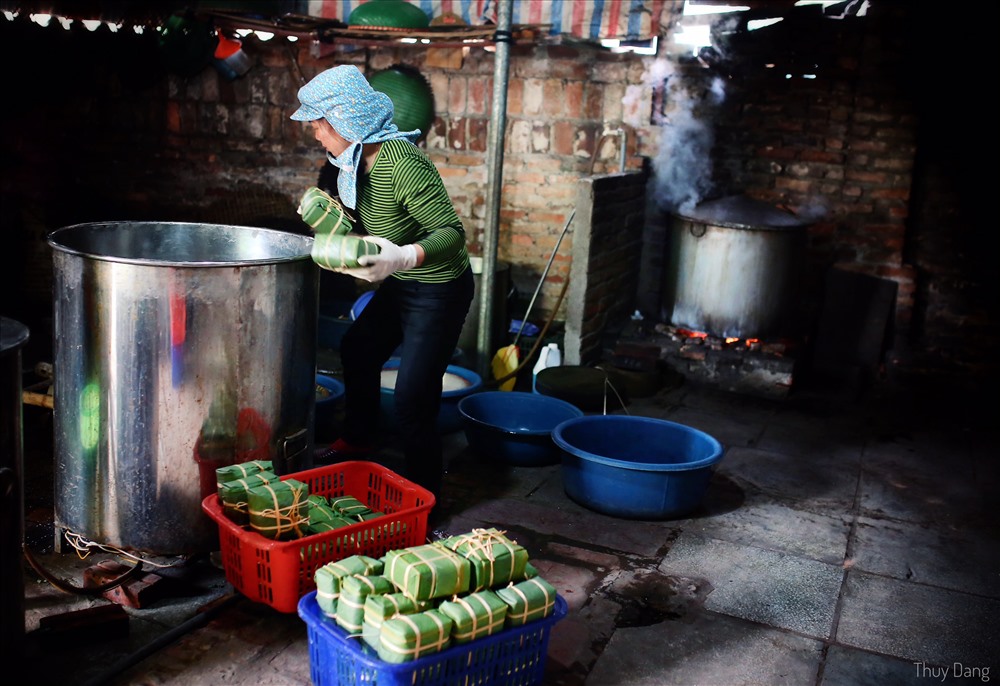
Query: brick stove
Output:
[[620, 195, 808, 399], [612, 322, 800, 400]]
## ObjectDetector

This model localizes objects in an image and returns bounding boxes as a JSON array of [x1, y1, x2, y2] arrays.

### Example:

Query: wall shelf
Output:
[[204, 11, 551, 48]]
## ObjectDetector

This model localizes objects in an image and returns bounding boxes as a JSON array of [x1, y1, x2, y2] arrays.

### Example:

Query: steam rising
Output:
[[649, 59, 726, 216]]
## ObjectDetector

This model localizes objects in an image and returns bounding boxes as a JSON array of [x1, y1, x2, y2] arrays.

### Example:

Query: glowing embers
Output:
[[613, 323, 799, 399], [670, 326, 790, 357]]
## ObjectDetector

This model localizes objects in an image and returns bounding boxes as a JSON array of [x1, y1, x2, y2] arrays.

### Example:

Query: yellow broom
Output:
[[491, 210, 575, 391]]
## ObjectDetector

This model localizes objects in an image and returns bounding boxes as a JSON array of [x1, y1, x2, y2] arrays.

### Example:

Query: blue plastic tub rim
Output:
[[316, 374, 346, 403], [381, 358, 483, 399], [552, 415, 723, 473], [350, 290, 376, 320], [458, 391, 583, 437]]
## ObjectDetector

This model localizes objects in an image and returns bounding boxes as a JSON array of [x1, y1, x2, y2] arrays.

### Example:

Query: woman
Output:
[[291, 65, 473, 502]]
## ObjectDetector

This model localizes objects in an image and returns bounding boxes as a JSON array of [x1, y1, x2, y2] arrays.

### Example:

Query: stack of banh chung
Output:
[[215, 461, 386, 540], [312, 528, 558, 663]]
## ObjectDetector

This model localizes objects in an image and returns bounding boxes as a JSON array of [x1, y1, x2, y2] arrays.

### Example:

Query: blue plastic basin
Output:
[[315, 375, 345, 438], [552, 415, 724, 519], [458, 391, 584, 467], [380, 359, 482, 434]]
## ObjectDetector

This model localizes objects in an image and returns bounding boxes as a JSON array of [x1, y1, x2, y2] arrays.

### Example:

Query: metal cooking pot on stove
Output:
[[661, 195, 809, 339]]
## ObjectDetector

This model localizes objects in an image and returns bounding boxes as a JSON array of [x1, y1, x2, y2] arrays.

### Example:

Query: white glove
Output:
[[335, 235, 419, 283]]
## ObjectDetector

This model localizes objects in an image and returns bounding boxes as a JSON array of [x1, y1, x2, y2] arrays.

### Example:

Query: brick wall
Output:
[[2, 3, 995, 379], [566, 171, 649, 365]]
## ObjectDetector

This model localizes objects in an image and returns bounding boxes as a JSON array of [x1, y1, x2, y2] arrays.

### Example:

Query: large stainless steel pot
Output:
[[49, 222, 317, 555], [1, 318, 29, 660], [661, 196, 809, 339]]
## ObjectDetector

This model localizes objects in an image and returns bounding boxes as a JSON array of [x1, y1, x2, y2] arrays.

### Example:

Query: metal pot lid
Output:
[[1, 317, 30, 355], [673, 195, 809, 231]]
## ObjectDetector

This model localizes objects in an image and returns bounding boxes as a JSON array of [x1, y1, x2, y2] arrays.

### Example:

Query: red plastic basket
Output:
[[202, 460, 434, 613]]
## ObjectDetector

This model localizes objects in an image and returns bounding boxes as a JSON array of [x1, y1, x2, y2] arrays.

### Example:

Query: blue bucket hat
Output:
[[291, 65, 421, 209]]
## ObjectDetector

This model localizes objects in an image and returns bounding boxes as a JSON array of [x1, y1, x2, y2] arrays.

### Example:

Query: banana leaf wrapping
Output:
[[307, 494, 329, 508], [336, 574, 396, 635], [329, 495, 372, 520], [496, 577, 559, 627], [298, 186, 354, 236], [306, 514, 357, 536], [437, 589, 508, 644], [308, 500, 340, 525], [217, 470, 280, 525], [215, 460, 273, 486], [362, 592, 430, 650], [377, 609, 453, 664], [384, 543, 471, 603], [439, 528, 529, 591], [247, 479, 310, 540], [524, 562, 539, 579], [357, 510, 385, 522], [312, 232, 381, 271], [314, 555, 384, 618]]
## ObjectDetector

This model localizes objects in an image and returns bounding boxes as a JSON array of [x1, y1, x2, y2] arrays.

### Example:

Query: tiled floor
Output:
[[16, 368, 1000, 686]]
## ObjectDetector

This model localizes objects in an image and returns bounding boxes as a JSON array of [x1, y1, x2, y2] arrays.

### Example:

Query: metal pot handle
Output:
[[279, 428, 308, 475], [689, 222, 707, 238]]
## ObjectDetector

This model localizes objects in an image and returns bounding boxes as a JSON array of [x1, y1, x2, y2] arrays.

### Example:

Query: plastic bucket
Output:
[[553, 415, 723, 519]]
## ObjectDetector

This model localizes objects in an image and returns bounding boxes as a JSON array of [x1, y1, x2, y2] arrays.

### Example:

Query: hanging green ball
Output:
[[369, 65, 435, 139], [348, 1, 430, 30]]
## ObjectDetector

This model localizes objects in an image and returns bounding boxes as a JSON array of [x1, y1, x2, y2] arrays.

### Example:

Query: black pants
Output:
[[340, 267, 474, 498]]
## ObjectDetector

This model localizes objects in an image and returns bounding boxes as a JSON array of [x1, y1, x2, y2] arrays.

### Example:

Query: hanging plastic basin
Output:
[[458, 391, 583, 467], [553, 415, 724, 519], [380, 359, 482, 434]]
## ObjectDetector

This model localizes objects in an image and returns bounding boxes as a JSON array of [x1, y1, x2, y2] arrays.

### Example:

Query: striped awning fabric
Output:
[[307, 0, 665, 41]]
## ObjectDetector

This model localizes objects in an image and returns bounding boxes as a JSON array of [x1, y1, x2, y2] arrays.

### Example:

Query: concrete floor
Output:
[[16, 368, 1000, 686]]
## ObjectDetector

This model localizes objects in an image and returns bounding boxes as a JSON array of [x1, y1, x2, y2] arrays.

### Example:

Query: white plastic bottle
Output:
[[532, 342, 562, 392]]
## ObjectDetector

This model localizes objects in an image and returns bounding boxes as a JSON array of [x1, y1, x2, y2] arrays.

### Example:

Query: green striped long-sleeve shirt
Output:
[[356, 138, 469, 283]]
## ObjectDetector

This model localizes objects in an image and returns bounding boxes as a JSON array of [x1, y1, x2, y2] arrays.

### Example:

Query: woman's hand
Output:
[[335, 236, 421, 282]]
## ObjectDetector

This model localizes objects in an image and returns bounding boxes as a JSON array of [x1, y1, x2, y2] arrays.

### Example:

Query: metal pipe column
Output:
[[476, 0, 514, 377]]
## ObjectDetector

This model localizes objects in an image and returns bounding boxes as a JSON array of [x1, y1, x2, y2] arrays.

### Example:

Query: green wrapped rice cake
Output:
[[216, 459, 273, 486], [377, 609, 453, 664], [217, 470, 279, 525], [362, 592, 429, 650], [298, 185, 354, 236], [437, 589, 508, 644], [314, 555, 383, 617], [329, 495, 372, 519], [312, 232, 381, 271], [496, 577, 559, 627], [384, 543, 471, 603], [439, 528, 529, 591], [247, 479, 310, 540], [337, 574, 396, 635]]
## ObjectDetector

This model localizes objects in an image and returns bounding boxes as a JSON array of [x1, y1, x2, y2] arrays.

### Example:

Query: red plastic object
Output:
[[202, 461, 434, 613], [214, 32, 242, 60]]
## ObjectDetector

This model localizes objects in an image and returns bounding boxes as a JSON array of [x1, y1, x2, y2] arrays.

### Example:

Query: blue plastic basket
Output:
[[298, 590, 567, 686]]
